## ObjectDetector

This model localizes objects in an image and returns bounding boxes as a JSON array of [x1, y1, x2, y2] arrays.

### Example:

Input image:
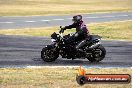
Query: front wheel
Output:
[[87, 45, 106, 62], [41, 47, 59, 62]]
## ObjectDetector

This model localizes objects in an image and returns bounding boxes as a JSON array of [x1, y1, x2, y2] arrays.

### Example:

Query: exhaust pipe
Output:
[[89, 42, 101, 49]]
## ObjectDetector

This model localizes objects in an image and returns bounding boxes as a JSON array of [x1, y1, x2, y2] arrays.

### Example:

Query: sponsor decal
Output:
[[76, 66, 131, 85]]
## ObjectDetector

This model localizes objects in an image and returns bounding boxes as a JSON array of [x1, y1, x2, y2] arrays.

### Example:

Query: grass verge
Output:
[[0, 21, 132, 40], [0, 0, 132, 16], [0, 68, 132, 88]]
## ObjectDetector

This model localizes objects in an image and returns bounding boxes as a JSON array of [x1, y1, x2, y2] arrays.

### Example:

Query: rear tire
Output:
[[87, 45, 106, 62], [41, 47, 59, 62]]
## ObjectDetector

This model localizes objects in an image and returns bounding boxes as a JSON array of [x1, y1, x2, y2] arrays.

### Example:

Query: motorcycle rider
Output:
[[59, 15, 90, 52]]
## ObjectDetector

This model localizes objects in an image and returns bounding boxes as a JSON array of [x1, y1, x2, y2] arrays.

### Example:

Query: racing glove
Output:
[[59, 27, 66, 33]]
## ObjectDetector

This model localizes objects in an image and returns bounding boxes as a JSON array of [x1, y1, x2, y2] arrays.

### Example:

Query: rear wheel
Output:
[[41, 47, 59, 62], [87, 45, 106, 62]]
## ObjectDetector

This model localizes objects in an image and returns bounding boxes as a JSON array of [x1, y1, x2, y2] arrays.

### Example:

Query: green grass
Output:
[[89, 21, 132, 40], [0, 68, 132, 88], [0, 21, 132, 40], [0, 0, 132, 16]]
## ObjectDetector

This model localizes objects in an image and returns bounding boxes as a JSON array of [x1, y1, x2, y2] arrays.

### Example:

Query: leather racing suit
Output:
[[63, 20, 90, 50]]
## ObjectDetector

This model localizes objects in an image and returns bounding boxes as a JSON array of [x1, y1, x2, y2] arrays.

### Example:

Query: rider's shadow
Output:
[[32, 57, 103, 66], [32, 57, 132, 67]]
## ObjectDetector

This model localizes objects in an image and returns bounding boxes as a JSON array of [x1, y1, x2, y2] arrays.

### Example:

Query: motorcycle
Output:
[[41, 26, 106, 62]]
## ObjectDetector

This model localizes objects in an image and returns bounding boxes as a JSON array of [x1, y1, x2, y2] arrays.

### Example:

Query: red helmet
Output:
[[72, 15, 82, 23]]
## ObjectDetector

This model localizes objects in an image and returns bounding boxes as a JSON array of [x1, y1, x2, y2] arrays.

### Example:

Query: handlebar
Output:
[[59, 26, 63, 38]]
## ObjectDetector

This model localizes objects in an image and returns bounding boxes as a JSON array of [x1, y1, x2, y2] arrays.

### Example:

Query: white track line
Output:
[[25, 21, 36, 23], [85, 14, 132, 19], [120, 15, 129, 16], [26, 66, 132, 69], [52, 19, 64, 21], [67, 18, 72, 19], [86, 17, 100, 18], [0, 22, 14, 24], [0, 66, 132, 68], [0, 14, 132, 24], [85, 16, 116, 19], [41, 20, 50, 22], [26, 66, 79, 68], [100, 16, 116, 18]]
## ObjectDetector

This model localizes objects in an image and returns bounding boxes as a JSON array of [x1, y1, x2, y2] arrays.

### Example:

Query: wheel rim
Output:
[[43, 49, 55, 59], [93, 49, 103, 61]]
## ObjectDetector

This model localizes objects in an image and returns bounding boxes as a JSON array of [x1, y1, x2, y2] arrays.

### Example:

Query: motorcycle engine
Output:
[[59, 45, 74, 59]]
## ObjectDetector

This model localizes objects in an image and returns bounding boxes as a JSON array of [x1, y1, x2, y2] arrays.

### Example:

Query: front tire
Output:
[[87, 45, 106, 62], [41, 47, 59, 62]]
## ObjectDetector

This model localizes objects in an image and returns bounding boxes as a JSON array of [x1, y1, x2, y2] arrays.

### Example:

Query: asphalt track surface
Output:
[[0, 35, 132, 68], [0, 12, 132, 29], [0, 12, 132, 68]]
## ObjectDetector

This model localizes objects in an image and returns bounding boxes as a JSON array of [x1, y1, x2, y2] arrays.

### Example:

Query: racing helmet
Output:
[[72, 15, 82, 23]]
